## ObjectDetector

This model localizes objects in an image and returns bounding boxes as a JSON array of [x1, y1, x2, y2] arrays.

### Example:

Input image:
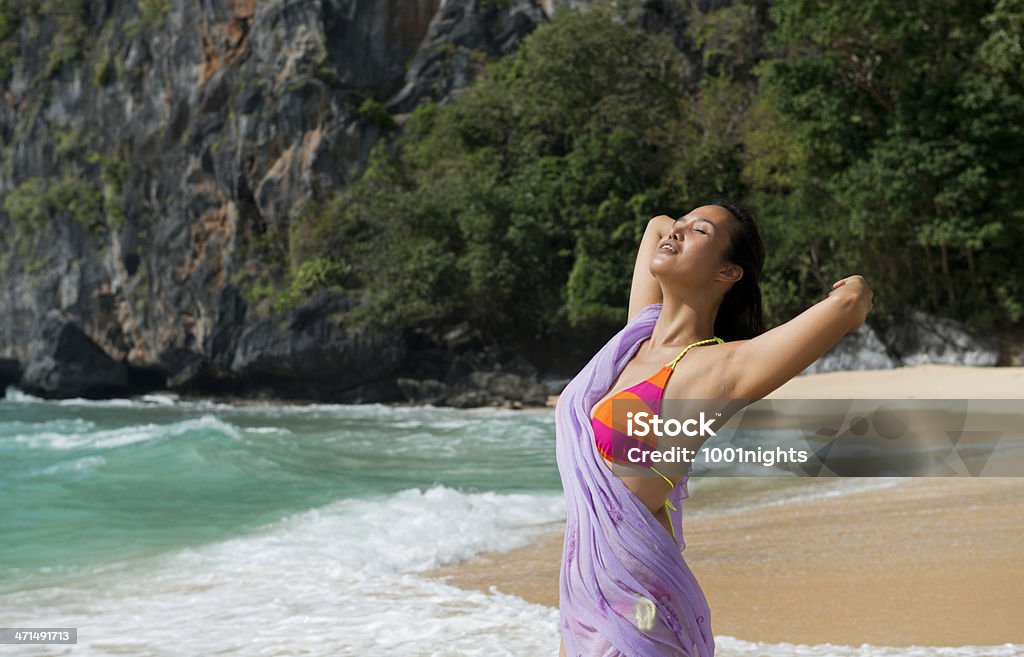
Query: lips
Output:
[[657, 238, 678, 254]]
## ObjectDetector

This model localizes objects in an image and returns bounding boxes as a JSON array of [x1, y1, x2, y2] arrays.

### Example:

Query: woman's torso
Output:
[[588, 338, 731, 516]]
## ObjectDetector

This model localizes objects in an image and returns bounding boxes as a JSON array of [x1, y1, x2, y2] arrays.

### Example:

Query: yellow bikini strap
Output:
[[651, 466, 678, 511], [651, 466, 674, 489], [666, 336, 723, 370]]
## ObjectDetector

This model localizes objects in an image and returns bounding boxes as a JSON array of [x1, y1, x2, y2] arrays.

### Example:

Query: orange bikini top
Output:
[[590, 336, 723, 427], [590, 336, 723, 516]]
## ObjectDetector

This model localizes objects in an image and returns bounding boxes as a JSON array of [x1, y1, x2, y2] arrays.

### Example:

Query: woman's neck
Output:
[[648, 294, 718, 351]]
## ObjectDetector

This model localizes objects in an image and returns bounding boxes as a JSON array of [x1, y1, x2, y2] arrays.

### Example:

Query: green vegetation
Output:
[[137, 0, 169, 28], [277, 0, 1023, 342], [3, 159, 125, 239], [747, 0, 1024, 328], [43, 173, 105, 237], [292, 5, 696, 340], [278, 256, 353, 309], [356, 98, 396, 131], [0, 0, 96, 80], [93, 50, 113, 85], [44, 0, 88, 77], [4, 174, 103, 237], [89, 151, 127, 230], [0, 0, 19, 80], [2, 178, 48, 230], [124, 0, 169, 38]]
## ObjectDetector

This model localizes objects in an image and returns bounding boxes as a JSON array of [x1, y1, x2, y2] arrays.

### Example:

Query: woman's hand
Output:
[[828, 275, 874, 330], [649, 214, 677, 237]]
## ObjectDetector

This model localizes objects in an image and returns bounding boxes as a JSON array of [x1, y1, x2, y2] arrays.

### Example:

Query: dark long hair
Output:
[[699, 196, 766, 342]]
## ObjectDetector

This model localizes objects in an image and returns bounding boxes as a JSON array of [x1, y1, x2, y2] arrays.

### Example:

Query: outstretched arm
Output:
[[627, 215, 677, 324], [721, 275, 874, 400]]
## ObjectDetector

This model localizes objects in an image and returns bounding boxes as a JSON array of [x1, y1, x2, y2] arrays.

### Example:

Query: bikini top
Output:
[[590, 336, 723, 519]]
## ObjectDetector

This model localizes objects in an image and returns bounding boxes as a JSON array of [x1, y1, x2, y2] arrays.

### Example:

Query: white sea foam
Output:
[[0, 484, 566, 656], [138, 393, 181, 405], [243, 425, 294, 434], [37, 454, 106, 476], [0, 416, 96, 436], [3, 385, 241, 410], [3, 386, 142, 407], [12, 413, 243, 450]]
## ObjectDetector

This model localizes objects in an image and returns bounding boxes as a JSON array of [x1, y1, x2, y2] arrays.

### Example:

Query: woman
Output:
[[555, 198, 873, 657]]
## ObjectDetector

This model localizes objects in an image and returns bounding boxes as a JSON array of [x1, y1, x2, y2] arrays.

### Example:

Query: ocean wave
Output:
[[256, 483, 566, 575], [0, 484, 567, 656], [0, 416, 96, 437], [11, 413, 244, 450], [37, 454, 107, 476]]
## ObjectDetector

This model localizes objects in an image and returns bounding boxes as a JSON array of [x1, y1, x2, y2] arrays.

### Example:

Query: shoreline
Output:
[[5, 364, 1024, 410], [2, 385, 543, 411]]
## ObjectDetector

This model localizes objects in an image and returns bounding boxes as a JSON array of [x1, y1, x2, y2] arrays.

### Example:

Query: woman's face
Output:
[[649, 204, 741, 289]]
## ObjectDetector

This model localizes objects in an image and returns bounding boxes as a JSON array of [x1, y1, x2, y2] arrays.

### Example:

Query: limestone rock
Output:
[[20, 310, 129, 399], [882, 309, 999, 367], [801, 323, 898, 375]]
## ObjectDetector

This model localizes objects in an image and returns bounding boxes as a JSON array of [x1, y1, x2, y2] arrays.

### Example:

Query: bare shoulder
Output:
[[657, 343, 750, 444], [662, 341, 739, 400]]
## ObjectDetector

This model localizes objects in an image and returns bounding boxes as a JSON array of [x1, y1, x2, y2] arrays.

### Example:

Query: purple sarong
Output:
[[556, 303, 715, 657]]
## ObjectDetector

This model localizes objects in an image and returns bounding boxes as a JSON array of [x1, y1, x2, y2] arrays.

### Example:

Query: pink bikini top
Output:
[[589, 337, 723, 520]]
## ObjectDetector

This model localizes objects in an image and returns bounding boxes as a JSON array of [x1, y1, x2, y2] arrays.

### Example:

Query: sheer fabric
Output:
[[556, 303, 715, 657]]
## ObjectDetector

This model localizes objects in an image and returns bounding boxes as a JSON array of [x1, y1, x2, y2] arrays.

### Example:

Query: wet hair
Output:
[[698, 195, 766, 342]]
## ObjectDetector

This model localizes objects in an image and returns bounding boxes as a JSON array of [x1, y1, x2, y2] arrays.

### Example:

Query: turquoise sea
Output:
[[1, 387, 1020, 657]]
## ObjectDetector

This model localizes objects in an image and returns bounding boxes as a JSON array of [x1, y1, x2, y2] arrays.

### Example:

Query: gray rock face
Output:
[[229, 290, 408, 402], [799, 309, 1002, 376], [0, 0, 562, 402], [386, 0, 549, 113], [20, 310, 129, 399], [801, 323, 898, 375], [882, 309, 1000, 367], [397, 348, 568, 408]]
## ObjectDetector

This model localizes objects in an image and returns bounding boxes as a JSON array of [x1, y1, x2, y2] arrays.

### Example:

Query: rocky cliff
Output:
[[0, 0, 592, 403]]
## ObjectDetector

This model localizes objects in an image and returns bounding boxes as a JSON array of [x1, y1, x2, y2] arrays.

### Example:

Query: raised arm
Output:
[[722, 275, 874, 400], [627, 215, 677, 323]]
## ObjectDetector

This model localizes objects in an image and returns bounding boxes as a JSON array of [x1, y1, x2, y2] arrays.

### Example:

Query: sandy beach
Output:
[[764, 364, 1024, 400], [428, 365, 1024, 648]]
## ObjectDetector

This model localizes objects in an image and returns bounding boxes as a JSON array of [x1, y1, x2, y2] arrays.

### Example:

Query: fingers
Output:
[[832, 275, 868, 289]]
